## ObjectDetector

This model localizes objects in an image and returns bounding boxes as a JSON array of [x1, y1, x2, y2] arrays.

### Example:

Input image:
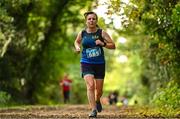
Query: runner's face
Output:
[[86, 14, 97, 28]]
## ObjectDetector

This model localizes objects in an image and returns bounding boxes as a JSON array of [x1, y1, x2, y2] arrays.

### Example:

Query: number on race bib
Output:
[[86, 47, 101, 58]]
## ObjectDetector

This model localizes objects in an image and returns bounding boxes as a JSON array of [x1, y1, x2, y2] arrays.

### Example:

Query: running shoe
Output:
[[89, 109, 97, 118], [96, 101, 102, 112]]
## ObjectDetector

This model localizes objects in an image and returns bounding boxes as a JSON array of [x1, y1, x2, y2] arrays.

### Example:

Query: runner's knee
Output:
[[87, 84, 95, 91]]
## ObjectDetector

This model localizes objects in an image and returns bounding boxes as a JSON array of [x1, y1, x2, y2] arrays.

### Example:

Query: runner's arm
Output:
[[74, 31, 82, 53], [102, 30, 116, 49]]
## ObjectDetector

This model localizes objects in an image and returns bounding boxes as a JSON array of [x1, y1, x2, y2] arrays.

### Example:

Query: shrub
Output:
[[152, 80, 180, 109], [0, 91, 11, 106]]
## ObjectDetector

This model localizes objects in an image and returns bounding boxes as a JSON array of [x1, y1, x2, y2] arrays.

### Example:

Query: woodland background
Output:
[[0, 0, 179, 113]]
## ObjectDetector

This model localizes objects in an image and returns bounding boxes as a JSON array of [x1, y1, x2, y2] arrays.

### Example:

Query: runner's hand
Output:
[[95, 39, 105, 46], [75, 47, 80, 53]]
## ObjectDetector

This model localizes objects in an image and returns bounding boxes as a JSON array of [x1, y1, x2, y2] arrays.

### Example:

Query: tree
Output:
[[0, 0, 93, 104]]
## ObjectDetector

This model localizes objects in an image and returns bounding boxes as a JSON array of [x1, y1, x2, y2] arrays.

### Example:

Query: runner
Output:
[[74, 11, 116, 117], [59, 74, 72, 103]]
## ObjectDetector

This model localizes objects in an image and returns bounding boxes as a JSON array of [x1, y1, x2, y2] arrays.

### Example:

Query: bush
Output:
[[0, 91, 11, 106], [152, 80, 180, 109]]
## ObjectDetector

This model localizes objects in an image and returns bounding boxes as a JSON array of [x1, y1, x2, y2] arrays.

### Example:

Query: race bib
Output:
[[86, 47, 101, 58]]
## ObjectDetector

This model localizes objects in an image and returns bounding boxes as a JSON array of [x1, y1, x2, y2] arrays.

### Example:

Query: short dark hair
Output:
[[84, 11, 98, 21]]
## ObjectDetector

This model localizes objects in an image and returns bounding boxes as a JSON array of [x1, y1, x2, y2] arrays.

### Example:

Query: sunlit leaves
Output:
[[94, 0, 129, 29], [0, 4, 15, 57], [133, 0, 180, 109], [27, 13, 48, 50], [100, 0, 180, 107], [152, 80, 180, 109], [171, 4, 180, 32]]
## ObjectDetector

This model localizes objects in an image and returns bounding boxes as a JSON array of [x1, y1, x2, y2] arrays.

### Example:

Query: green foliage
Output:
[[134, 105, 180, 118], [0, 4, 14, 57], [0, 91, 11, 106], [0, 0, 179, 107], [152, 80, 180, 109], [102, 0, 180, 108], [0, 0, 94, 105], [128, 0, 180, 103], [67, 64, 87, 104], [171, 4, 180, 32]]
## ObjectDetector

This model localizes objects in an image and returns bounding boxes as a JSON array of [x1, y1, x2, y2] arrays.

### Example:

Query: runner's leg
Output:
[[95, 79, 104, 101], [84, 74, 96, 111]]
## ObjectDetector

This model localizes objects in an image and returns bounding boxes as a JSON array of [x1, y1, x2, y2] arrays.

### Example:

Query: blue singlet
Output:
[[81, 29, 105, 64]]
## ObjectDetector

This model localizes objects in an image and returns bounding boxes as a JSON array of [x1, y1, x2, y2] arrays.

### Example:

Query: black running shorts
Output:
[[81, 63, 105, 79]]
